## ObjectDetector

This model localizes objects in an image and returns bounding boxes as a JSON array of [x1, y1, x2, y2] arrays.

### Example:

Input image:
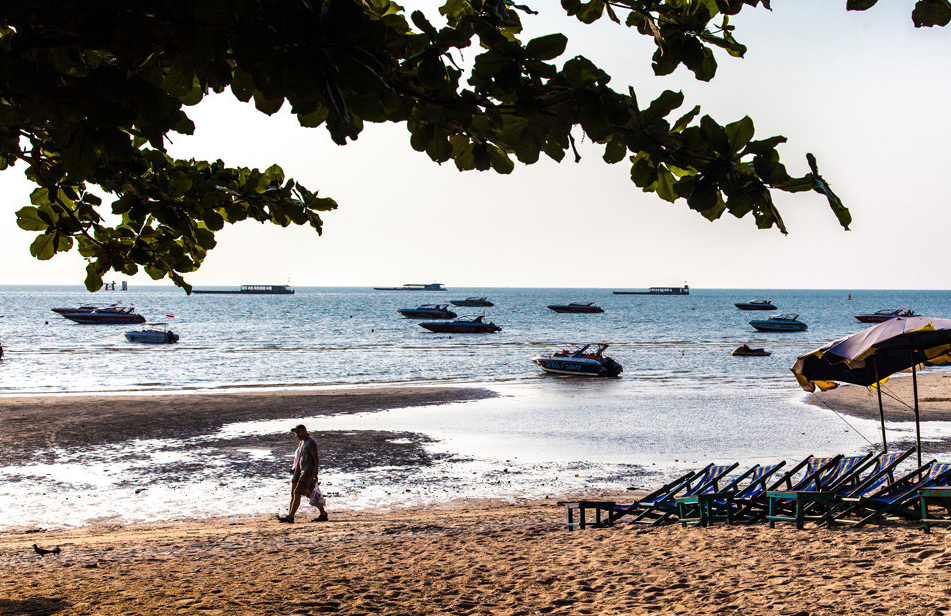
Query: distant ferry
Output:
[[373, 283, 447, 291], [192, 285, 295, 295], [614, 285, 689, 296]]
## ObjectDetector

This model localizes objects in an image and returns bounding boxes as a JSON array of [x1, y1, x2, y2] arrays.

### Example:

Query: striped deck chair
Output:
[[616, 462, 739, 526], [566, 466, 702, 530], [767, 448, 916, 529], [733, 455, 839, 523], [835, 461, 951, 528], [767, 453, 874, 529], [837, 448, 917, 499], [676, 461, 786, 527]]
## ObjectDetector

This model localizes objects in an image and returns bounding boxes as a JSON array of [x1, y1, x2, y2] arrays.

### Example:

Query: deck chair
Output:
[[676, 461, 786, 527], [732, 455, 840, 524], [834, 461, 951, 528], [767, 452, 875, 528], [617, 462, 739, 526], [566, 466, 701, 530], [567, 463, 739, 529]]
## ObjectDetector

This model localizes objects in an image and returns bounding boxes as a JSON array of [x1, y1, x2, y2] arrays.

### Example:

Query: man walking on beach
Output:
[[278, 424, 329, 523]]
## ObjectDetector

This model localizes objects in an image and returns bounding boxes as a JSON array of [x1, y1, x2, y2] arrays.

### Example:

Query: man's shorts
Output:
[[293, 472, 317, 497]]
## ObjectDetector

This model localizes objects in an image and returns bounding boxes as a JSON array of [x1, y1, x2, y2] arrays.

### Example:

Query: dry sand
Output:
[[802, 370, 951, 423], [4, 381, 951, 614], [3, 500, 951, 615]]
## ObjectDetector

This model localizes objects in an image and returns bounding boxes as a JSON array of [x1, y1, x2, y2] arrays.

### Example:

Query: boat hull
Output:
[[735, 303, 776, 311], [419, 321, 500, 333], [532, 357, 622, 377], [65, 313, 146, 324], [547, 305, 604, 314], [397, 309, 457, 319], [125, 330, 179, 343], [749, 321, 807, 332], [450, 300, 493, 307]]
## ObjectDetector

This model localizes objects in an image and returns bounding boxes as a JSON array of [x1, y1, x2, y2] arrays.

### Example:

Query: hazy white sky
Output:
[[1, 1, 949, 289]]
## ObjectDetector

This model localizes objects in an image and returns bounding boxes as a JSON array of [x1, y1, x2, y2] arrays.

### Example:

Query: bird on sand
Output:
[[32, 544, 61, 556]]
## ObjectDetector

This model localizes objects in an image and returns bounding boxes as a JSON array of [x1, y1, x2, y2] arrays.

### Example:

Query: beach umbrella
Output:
[[792, 316, 951, 466]]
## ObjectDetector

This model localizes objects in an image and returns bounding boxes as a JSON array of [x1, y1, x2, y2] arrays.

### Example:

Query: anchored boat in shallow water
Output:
[[547, 301, 604, 314], [749, 314, 807, 332], [397, 303, 457, 319], [532, 344, 622, 377], [419, 315, 501, 333], [125, 323, 179, 344]]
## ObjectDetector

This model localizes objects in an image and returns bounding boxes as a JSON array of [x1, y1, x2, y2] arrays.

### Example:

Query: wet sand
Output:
[[3, 498, 951, 616], [0, 387, 497, 468]]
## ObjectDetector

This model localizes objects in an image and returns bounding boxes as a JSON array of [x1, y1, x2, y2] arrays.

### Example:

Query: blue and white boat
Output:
[[125, 323, 179, 344], [532, 344, 622, 377], [749, 314, 807, 332], [397, 303, 457, 319]]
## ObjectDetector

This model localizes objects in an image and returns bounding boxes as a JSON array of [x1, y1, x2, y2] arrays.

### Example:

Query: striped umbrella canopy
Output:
[[792, 316, 951, 465]]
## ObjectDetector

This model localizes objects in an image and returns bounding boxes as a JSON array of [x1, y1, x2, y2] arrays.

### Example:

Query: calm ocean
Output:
[[2, 285, 951, 527]]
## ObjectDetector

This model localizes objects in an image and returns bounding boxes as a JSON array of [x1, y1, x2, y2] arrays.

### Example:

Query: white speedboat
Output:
[[532, 344, 622, 377], [125, 323, 179, 344]]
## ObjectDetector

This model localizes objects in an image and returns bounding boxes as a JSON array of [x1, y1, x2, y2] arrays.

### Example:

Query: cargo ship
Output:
[[191, 285, 295, 295], [613, 285, 689, 296]]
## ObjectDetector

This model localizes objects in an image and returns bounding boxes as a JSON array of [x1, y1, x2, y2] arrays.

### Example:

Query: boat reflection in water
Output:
[[532, 343, 622, 377]]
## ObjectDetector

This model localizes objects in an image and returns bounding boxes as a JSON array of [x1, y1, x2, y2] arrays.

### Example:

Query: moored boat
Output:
[[732, 344, 771, 357], [191, 284, 294, 295], [419, 315, 501, 333], [62, 305, 147, 324], [854, 308, 918, 323], [735, 299, 777, 311], [613, 285, 689, 295], [397, 303, 457, 319], [547, 302, 604, 314], [749, 314, 807, 332], [51, 303, 118, 317], [374, 283, 447, 291], [532, 343, 622, 377], [449, 297, 493, 307], [125, 323, 179, 344]]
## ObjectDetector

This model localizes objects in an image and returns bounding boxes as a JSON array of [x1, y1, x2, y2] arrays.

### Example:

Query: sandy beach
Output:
[[3, 499, 951, 615], [3, 379, 951, 614]]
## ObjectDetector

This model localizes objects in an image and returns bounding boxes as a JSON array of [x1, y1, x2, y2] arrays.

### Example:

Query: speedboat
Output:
[[125, 323, 179, 344], [62, 305, 147, 324], [547, 302, 604, 314], [532, 344, 622, 377], [854, 308, 918, 323], [735, 299, 777, 311], [749, 314, 807, 332], [449, 297, 494, 307], [51, 303, 118, 317], [732, 344, 771, 357], [419, 315, 501, 333], [396, 303, 457, 319]]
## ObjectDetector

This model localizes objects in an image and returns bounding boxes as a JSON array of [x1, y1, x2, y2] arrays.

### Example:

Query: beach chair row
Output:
[[565, 449, 951, 532]]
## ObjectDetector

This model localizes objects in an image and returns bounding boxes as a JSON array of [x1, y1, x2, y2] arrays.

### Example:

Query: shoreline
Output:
[[802, 370, 951, 423]]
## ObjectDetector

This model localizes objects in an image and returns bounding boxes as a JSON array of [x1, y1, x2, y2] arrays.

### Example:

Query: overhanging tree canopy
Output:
[[2, 0, 946, 291]]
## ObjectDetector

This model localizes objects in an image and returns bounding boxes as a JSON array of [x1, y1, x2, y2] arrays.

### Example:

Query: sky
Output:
[[1, 1, 950, 289]]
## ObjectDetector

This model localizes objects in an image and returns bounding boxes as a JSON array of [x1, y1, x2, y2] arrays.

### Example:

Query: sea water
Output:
[[1, 285, 949, 527]]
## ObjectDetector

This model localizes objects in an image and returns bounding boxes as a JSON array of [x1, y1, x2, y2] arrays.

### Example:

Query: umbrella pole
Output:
[[873, 358, 887, 453], [912, 349, 922, 468]]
